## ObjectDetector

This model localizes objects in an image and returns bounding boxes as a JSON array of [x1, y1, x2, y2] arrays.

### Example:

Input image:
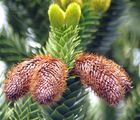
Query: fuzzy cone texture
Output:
[[30, 56, 68, 104], [74, 53, 132, 106], [4, 56, 45, 101]]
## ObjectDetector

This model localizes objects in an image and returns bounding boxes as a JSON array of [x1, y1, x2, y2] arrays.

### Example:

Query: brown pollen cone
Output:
[[4, 55, 46, 101], [74, 53, 132, 106], [30, 56, 68, 104]]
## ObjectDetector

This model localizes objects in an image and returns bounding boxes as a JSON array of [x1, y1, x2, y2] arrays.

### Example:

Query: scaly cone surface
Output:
[[74, 53, 132, 106]]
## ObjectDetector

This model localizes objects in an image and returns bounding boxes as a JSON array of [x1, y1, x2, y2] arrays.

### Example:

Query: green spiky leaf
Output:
[[0, 30, 31, 65]]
